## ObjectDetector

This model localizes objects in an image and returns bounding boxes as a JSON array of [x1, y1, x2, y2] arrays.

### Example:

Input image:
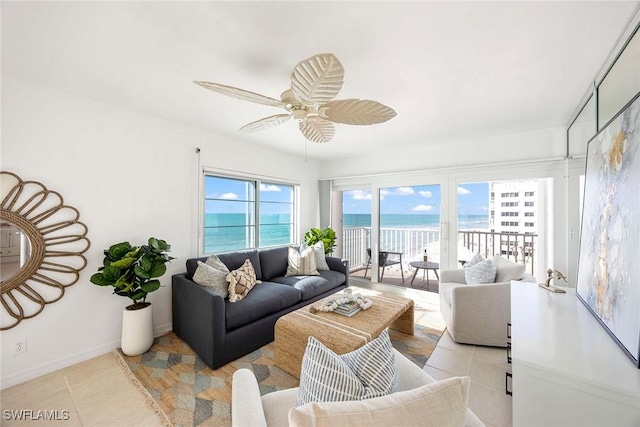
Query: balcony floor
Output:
[[350, 266, 440, 293]]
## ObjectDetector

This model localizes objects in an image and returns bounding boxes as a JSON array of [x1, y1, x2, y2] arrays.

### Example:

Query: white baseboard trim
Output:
[[1, 322, 173, 389]]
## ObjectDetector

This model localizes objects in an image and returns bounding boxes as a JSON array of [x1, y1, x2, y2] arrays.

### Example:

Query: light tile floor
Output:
[[1, 280, 511, 427], [0, 352, 164, 426]]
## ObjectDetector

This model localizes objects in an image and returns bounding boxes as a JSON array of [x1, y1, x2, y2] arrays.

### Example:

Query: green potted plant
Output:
[[304, 227, 337, 255], [90, 237, 174, 356]]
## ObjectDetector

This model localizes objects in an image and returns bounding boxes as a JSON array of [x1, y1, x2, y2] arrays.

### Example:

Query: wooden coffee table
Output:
[[274, 287, 414, 378]]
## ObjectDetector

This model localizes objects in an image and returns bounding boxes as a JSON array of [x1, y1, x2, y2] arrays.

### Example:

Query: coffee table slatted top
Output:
[[274, 289, 414, 378]]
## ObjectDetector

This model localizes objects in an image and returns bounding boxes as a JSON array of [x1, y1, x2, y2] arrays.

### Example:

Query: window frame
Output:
[[200, 170, 299, 255]]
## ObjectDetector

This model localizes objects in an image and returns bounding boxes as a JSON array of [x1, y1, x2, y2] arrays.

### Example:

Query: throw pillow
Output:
[[301, 241, 330, 271], [492, 255, 526, 282], [464, 253, 484, 267], [286, 246, 320, 277], [297, 329, 397, 406], [227, 259, 262, 302], [289, 376, 471, 427], [464, 259, 496, 285], [192, 259, 229, 298]]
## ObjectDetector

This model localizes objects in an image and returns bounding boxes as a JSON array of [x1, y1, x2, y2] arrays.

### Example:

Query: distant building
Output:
[[489, 180, 538, 259]]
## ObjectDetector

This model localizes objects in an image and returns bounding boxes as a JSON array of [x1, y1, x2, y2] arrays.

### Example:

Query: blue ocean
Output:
[[205, 213, 488, 253]]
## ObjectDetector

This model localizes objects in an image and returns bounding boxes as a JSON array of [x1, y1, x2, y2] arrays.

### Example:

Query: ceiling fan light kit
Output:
[[195, 53, 396, 143]]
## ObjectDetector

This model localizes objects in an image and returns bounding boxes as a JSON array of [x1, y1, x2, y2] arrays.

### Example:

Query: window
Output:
[[525, 191, 535, 197], [203, 175, 296, 253], [501, 221, 519, 226], [525, 201, 534, 207], [501, 212, 519, 217], [525, 212, 534, 217], [525, 222, 535, 227]]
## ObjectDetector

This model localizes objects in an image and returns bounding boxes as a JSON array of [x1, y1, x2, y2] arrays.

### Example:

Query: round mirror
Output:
[[0, 171, 90, 330], [0, 222, 31, 282]]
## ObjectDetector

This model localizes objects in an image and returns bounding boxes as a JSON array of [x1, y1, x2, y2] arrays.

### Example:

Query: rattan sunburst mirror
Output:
[[0, 171, 90, 330]]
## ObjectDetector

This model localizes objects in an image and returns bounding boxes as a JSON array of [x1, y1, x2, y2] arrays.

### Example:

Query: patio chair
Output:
[[363, 249, 404, 281]]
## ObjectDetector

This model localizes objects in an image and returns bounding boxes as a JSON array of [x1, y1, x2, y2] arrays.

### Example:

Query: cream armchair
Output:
[[439, 267, 536, 347], [232, 348, 484, 427]]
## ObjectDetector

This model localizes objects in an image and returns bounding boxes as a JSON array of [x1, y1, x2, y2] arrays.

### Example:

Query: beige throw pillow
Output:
[[227, 259, 261, 302], [285, 246, 320, 277], [192, 259, 229, 298], [301, 241, 330, 271], [289, 376, 471, 427]]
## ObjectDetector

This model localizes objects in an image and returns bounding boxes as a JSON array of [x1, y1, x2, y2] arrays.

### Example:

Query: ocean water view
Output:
[[343, 214, 489, 230], [204, 213, 489, 253]]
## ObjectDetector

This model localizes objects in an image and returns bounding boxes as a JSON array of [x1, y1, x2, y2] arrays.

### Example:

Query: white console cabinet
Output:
[[510, 281, 640, 426]]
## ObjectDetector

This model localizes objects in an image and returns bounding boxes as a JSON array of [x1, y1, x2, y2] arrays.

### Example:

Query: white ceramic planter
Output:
[[121, 303, 154, 356]]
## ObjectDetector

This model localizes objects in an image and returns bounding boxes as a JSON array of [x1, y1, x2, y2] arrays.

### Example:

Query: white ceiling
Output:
[[3, 1, 639, 161]]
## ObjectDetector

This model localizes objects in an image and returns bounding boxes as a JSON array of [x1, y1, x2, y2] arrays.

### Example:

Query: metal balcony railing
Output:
[[342, 227, 537, 275]]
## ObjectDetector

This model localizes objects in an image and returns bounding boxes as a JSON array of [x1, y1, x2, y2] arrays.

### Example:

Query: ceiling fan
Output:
[[194, 53, 397, 143]]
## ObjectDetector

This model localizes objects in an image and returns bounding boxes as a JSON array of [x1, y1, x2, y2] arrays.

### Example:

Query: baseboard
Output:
[[1, 322, 174, 389]]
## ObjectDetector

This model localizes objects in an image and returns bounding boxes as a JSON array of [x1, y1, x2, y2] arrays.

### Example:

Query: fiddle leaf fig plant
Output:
[[90, 237, 175, 310], [304, 227, 337, 255]]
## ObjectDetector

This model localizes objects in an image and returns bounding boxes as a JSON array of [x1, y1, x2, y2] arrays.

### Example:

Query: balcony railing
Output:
[[342, 227, 537, 275]]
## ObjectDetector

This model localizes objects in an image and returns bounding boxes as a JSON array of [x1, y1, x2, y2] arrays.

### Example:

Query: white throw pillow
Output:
[[492, 255, 526, 282], [289, 376, 471, 427], [464, 259, 496, 285], [192, 255, 230, 298], [464, 253, 484, 267], [286, 246, 320, 277], [301, 241, 330, 271], [296, 329, 398, 406]]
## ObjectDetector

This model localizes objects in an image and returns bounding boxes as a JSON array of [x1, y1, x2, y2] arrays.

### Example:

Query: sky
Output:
[[343, 182, 489, 216]]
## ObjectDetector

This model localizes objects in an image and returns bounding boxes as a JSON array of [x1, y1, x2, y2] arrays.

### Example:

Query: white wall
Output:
[[0, 77, 319, 388], [319, 126, 566, 179]]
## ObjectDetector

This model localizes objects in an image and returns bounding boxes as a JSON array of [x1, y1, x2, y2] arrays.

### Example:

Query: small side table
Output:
[[409, 261, 440, 289]]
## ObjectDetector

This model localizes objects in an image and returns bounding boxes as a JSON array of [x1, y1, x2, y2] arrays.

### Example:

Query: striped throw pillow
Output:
[[285, 246, 320, 277], [296, 329, 398, 406]]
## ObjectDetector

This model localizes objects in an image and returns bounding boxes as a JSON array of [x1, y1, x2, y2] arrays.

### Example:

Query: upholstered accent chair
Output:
[[231, 349, 484, 427], [439, 255, 536, 347]]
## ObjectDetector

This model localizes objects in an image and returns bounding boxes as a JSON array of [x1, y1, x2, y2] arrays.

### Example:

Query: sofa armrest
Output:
[[441, 268, 467, 284], [394, 349, 435, 391], [232, 369, 268, 427], [325, 257, 349, 286], [172, 274, 226, 368]]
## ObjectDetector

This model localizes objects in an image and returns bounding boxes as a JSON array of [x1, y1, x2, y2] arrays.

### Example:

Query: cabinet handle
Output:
[[507, 341, 512, 364], [505, 372, 513, 396], [507, 322, 511, 339]]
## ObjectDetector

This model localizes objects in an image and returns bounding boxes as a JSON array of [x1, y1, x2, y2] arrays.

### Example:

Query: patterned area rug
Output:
[[115, 324, 443, 427]]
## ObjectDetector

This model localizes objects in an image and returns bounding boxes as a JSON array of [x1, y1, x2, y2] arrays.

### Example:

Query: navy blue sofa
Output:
[[172, 246, 348, 369]]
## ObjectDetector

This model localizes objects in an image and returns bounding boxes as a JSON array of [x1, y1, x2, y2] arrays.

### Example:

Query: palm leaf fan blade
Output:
[[299, 117, 335, 143], [194, 81, 285, 108], [240, 114, 292, 133], [291, 53, 345, 107], [319, 99, 397, 125]]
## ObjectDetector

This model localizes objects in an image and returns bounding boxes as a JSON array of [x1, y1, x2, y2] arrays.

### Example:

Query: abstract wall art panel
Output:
[[577, 92, 640, 368]]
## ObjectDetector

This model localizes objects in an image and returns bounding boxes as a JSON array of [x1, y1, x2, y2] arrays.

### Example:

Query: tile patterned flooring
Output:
[[1, 280, 511, 426]]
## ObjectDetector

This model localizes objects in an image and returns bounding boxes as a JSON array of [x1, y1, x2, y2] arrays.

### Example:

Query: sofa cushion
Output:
[[492, 255, 526, 282], [218, 250, 263, 280], [192, 260, 229, 298], [464, 259, 496, 285], [297, 329, 398, 406], [225, 282, 302, 331], [289, 376, 471, 427], [259, 246, 290, 280], [270, 270, 344, 300], [227, 259, 262, 303], [286, 246, 320, 276]]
